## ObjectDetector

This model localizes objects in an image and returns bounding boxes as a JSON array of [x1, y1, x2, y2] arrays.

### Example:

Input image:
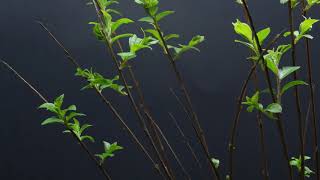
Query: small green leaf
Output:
[[139, 16, 154, 24], [257, 27, 271, 45], [41, 117, 64, 125], [233, 19, 253, 42], [279, 66, 300, 80], [281, 80, 308, 95], [211, 158, 220, 169], [38, 103, 57, 113], [111, 18, 134, 33], [265, 103, 282, 113], [54, 94, 65, 108], [156, 11, 175, 21], [111, 33, 134, 44]]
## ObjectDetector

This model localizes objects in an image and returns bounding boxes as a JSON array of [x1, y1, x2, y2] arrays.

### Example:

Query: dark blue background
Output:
[[1, 0, 320, 179]]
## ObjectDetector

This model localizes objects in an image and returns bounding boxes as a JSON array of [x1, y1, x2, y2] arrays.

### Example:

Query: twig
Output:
[[0, 60, 112, 180], [36, 21, 164, 178], [287, 1, 305, 179], [300, 1, 319, 178]]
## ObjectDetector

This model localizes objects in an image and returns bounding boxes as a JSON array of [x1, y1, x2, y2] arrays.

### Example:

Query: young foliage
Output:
[[75, 68, 127, 95], [39, 94, 94, 143], [117, 33, 158, 69], [89, 0, 134, 45], [96, 141, 123, 165], [284, 17, 319, 44], [305, 0, 320, 11], [242, 91, 281, 120], [290, 156, 315, 178], [211, 158, 220, 169], [136, 0, 205, 60], [233, 19, 270, 59], [280, 0, 299, 8]]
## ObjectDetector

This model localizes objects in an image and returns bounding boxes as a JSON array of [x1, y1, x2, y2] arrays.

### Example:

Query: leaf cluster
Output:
[[242, 91, 282, 119], [89, 0, 134, 44], [96, 141, 123, 165], [290, 156, 315, 178], [75, 68, 127, 95], [136, 0, 205, 60], [117, 34, 158, 69], [284, 18, 319, 44], [39, 94, 94, 143]]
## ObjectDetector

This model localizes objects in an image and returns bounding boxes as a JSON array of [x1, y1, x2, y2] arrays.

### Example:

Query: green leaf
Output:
[[233, 19, 253, 42], [111, 33, 134, 44], [98, 0, 119, 10], [138, 16, 154, 24], [156, 11, 175, 21], [211, 158, 220, 169], [95, 141, 123, 164], [265, 103, 282, 113], [281, 80, 308, 95], [164, 34, 179, 41], [54, 94, 65, 108], [257, 27, 271, 45], [38, 103, 57, 113], [299, 18, 319, 36], [134, 0, 159, 9], [41, 117, 64, 125], [279, 66, 300, 80], [89, 22, 104, 41], [81, 135, 95, 143], [111, 18, 134, 33]]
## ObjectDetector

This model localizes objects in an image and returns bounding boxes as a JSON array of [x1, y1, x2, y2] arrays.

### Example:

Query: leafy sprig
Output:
[[290, 156, 315, 178], [118, 33, 158, 69], [39, 94, 95, 143], [89, 0, 134, 45], [136, 0, 205, 60], [75, 68, 127, 95], [242, 91, 282, 119], [284, 17, 319, 44], [96, 141, 123, 165]]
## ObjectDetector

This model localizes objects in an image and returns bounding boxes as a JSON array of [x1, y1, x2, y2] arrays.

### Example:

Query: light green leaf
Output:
[[279, 66, 300, 80], [211, 158, 220, 169], [111, 33, 134, 44], [111, 18, 134, 33], [265, 103, 282, 113], [156, 11, 175, 21], [41, 117, 64, 125], [281, 80, 308, 95], [233, 19, 253, 42], [257, 27, 271, 45], [139, 16, 154, 24]]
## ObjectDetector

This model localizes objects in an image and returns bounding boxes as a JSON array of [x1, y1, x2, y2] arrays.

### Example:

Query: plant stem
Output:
[[240, 1, 293, 179], [168, 91, 202, 169], [153, 121, 192, 180], [287, 1, 305, 179], [91, 1, 176, 179], [149, 15, 220, 180], [300, 1, 319, 178], [253, 69, 269, 180], [0, 60, 112, 180], [115, 35, 190, 178], [37, 21, 165, 178], [228, 29, 284, 179]]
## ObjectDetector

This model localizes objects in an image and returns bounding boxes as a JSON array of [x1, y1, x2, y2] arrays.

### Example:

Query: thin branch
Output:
[[300, 0, 319, 178], [227, 28, 285, 179], [287, 1, 305, 179], [91, 1, 175, 179], [37, 21, 164, 178], [0, 59, 112, 180], [153, 120, 192, 180], [169, 112, 202, 169]]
